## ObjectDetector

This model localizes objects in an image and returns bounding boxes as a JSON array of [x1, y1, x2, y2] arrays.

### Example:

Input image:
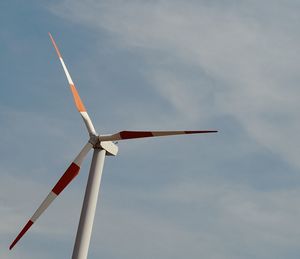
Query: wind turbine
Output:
[[9, 33, 218, 259]]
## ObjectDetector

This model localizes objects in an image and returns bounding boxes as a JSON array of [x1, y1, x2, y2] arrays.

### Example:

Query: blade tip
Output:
[[9, 220, 34, 250], [48, 32, 54, 41], [9, 239, 17, 250], [48, 32, 62, 58]]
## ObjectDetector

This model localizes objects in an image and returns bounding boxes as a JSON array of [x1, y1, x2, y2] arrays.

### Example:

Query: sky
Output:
[[1, 0, 300, 258]]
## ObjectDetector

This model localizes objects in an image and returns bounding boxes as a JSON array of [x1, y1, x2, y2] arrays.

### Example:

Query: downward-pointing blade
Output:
[[98, 130, 218, 141], [48, 33, 96, 135], [9, 142, 93, 250]]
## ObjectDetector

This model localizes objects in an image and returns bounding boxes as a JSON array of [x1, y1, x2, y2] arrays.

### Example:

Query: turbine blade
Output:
[[98, 130, 218, 141], [9, 142, 93, 250], [48, 33, 96, 135]]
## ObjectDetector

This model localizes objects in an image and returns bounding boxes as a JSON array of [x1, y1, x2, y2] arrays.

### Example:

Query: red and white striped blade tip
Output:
[[99, 130, 218, 141], [118, 130, 218, 139], [48, 33, 96, 135], [9, 163, 81, 250], [9, 142, 92, 250]]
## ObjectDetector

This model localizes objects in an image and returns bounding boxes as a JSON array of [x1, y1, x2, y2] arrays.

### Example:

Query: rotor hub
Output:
[[89, 135, 118, 156]]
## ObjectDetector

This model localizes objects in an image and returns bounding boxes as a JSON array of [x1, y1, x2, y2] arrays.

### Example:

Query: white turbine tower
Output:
[[10, 33, 218, 259]]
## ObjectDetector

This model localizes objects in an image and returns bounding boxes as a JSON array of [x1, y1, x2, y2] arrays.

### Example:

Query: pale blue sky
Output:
[[1, 1, 300, 258]]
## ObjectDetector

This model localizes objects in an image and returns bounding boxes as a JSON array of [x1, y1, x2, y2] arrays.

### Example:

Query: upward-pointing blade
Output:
[[48, 33, 96, 135], [9, 142, 93, 250], [98, 130, 218, 141]]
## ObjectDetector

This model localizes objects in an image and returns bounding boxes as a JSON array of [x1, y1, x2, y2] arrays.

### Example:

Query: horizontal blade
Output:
[[48, 33, 96, 135], [98, 130, 218, 141], [9, 142, 93, 250]]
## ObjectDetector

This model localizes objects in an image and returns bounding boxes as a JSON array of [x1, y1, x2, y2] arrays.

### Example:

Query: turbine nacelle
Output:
[[89, 134, 118, 156], [99, 141, 118, 156]]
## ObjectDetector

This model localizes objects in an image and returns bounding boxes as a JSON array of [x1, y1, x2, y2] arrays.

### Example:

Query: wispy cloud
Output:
[[2, 1, 300, 258], [51, 0, 300, 169], [88, 179, 300, 258]]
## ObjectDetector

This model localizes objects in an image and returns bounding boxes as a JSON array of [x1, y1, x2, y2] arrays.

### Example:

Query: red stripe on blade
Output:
[[120, 131, 153, 139], [48, 32, 62, 58], [52, 162, 80, 195], [185, 130, 218, 134], [9, 220, 34, 250]]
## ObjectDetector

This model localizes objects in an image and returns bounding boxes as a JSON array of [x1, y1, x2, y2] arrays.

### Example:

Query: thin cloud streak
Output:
[[2, 1, 300, 258], [50, 0, 300, 168], [90, 179, 300, 259]]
